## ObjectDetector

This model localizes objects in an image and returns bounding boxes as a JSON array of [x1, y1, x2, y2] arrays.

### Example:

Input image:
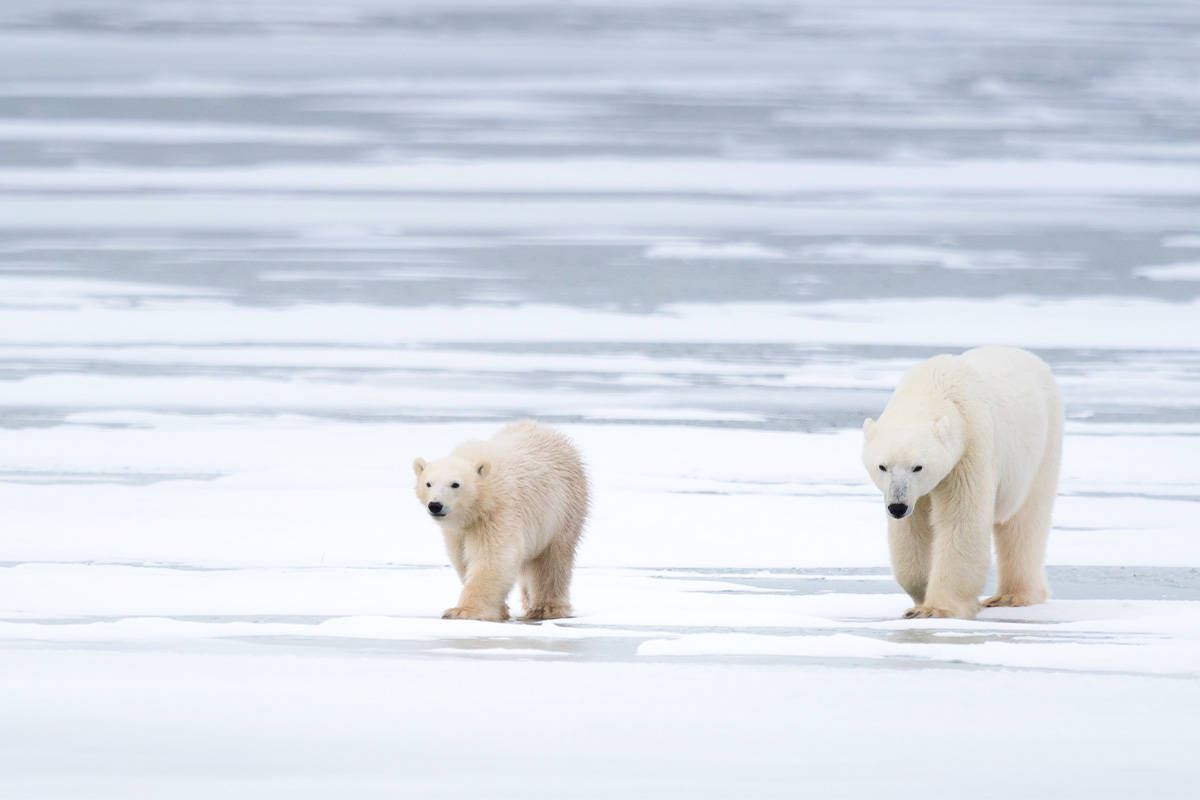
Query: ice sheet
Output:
[[3, 0, 1200, 796]]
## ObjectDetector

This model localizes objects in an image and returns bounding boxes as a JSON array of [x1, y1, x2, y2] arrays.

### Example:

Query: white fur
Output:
[[862, 346, 1063, 619], [413, 421, 588, 622]]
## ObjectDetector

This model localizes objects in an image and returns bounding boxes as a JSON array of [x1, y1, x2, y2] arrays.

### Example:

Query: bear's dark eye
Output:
[[425, 482, 431, 487], [450, 482, 460, 489], [878, 465, 887, 472], [913, 465, 923, 472]]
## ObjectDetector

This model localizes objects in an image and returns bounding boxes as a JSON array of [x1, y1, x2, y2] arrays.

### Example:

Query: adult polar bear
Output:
[[862, 347, 1063, 619]]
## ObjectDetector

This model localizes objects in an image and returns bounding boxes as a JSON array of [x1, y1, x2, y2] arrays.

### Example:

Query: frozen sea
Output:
[[2, 1, 1200, 797]]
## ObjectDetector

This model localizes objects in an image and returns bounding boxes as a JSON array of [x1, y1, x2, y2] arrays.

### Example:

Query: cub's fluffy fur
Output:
[[414, 421, 588, 621]]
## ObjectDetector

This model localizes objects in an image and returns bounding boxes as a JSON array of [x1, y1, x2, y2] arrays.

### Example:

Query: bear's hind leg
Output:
[[520, 531, 578, 621], [985, 476, 1056, 608], [985, 427, 1058, 608], [986, 396, 1060, 608]]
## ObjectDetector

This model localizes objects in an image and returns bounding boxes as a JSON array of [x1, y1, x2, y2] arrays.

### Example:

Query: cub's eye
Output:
[[912, 465, 923, 473], [450, 482, 460, 489], [878, 465, 887, 472], [425, 482, 431, 487]]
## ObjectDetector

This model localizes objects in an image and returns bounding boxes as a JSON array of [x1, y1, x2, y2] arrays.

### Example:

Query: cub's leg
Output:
[[443, 534, 520, 622], [443, 531, 467, 582], [520, 530, 579, 621], [888, 496, 933, 605]]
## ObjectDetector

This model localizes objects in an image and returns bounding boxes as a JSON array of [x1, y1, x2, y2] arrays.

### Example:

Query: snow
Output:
[[6, 651, 1196, 799], [10, 192, 1200, 232], [1135, 262, 1200, 281], [643, 241, 788, 260], [3, 0, 1200, 796], [2, 158, 1200, 199], [6, 158, 1200, 195], [1, 296, 1198, 350], [0, 119, 377, 144], [794, 241, 1078, 271]]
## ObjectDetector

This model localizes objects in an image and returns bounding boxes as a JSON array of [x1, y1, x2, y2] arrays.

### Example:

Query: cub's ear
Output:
[[476, 461, 490, 478], [934, 416, 954, 443], [862, 418, 876, 437], [412, 458, 427, 476]]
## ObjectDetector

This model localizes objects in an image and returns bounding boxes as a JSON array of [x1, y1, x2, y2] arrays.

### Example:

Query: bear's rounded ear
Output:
[[934, 416, 954, 443], [862, 417, 876, 437], [476, 461, 490, 478], [412, 458, 427, 476]]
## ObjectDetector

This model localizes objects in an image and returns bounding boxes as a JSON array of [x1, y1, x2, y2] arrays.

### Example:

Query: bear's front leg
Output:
[[888, 498, 933, 604], [443, 538, 521, 622], [911, 484, 992, 620], [442, 530, 468, 583]]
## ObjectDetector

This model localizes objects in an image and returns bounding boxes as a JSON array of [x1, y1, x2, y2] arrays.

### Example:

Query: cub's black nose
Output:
[[427, 501, 443, 514], [887, 503, 908, 519]]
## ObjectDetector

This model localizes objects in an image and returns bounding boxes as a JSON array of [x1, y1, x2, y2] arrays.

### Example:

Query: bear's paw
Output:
[[521, 604, 571, 622], [442, 605, 510, 622], [903, 604, 977, 620], [983, 591, 1047, 608]]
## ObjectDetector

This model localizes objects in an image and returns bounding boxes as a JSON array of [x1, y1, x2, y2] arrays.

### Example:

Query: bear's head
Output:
[[861, 412, 964, 520], [412, 455, 490, 524]]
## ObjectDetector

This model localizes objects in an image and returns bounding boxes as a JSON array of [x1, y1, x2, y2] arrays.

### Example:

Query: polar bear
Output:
[[413, 421, 588, 622], [862, 346, 1063, 619]]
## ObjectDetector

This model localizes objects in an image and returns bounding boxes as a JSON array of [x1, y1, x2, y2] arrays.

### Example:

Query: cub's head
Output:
[[412, 456, 490, 523], [861, 413, 963, 519]]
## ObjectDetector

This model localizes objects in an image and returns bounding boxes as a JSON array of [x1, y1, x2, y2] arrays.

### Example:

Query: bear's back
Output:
[[490, 421, 578, 466], [487, 421, 587, 507], [959, 346, 1054, 391]]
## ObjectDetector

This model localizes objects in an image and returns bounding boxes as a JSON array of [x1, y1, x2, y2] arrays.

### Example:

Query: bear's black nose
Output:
[[427, 501, 444, 515], [887, 503, 908, 519]]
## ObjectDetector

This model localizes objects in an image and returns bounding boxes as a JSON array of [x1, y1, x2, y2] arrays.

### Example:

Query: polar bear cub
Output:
[[413, 421, 588, 622], [862, 346, 1063, 620]]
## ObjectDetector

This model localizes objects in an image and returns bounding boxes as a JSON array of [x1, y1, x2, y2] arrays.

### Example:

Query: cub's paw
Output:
[[442, 605, 509, 622], [522, 604, 571, 622], [983, 592, 1047, 608]]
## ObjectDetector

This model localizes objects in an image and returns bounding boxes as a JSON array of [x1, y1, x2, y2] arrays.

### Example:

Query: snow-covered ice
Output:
[[2, 1, 1199, 797]]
